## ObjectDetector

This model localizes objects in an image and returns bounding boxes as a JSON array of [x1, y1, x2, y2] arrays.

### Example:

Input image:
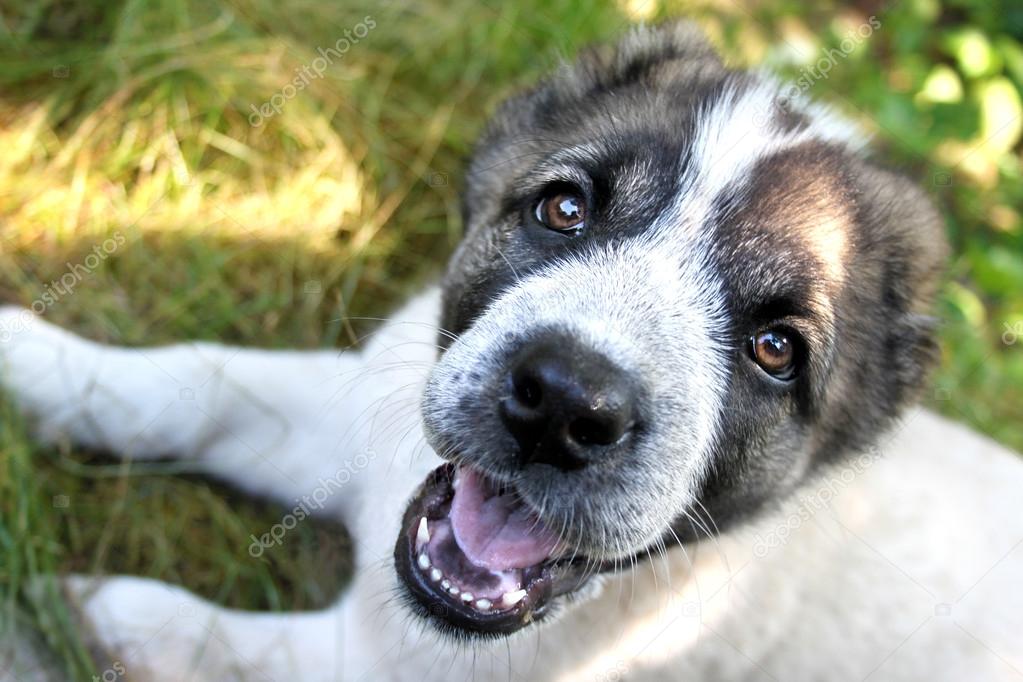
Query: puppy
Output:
[[2, 22, 1021, 681]]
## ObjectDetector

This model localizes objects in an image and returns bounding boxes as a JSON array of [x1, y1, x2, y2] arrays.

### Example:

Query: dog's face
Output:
[[395, 23, 947, 638]]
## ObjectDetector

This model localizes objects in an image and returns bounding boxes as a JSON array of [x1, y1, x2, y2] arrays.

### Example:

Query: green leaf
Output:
[[918, 64, 964, 104], [946, 28, 1003, 79], [976, 76, 1023, 154]]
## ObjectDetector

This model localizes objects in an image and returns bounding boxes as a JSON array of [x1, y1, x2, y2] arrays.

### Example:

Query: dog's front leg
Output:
[[0, 289, 441, 520], [66, 574, 359, 681]]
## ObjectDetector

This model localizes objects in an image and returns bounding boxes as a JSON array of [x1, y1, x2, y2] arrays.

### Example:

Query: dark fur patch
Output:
[[687, 140, 946, 534]]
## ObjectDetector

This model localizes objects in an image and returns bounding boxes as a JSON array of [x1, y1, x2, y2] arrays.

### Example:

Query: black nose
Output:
[[500, 337, 640, 471]]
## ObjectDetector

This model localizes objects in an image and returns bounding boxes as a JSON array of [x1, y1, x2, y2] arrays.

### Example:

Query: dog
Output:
[[2, 22, 1021, 681]]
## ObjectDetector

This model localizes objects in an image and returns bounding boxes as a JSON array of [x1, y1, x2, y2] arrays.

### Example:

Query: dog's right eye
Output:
[[749, 328, 800, 381], [534, 192, 586, 234]]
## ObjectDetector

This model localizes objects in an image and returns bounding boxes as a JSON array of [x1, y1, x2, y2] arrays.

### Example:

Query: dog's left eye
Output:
[[749, 328, 799, 380], [535, 192, 586, 233]]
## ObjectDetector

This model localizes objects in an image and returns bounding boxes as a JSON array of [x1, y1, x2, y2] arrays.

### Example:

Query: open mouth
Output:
[[394, 464, 599, 637]]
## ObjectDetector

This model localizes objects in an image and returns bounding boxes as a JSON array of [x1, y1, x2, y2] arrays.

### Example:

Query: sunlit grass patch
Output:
[[0, 1, 630, 675]]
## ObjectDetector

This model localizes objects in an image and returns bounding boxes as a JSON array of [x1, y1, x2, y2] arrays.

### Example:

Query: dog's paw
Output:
[[0, 306, 57, 380], [64, 575, 248, 682], [63, 575, 332, 681], [0, 305, 37, 344]]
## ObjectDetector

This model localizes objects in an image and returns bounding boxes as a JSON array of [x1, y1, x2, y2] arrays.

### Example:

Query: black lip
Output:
[[394, 463, 598, 638]]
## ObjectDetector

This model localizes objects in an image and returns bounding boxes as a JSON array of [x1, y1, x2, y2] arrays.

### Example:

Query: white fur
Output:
[[422, 242, 731, 553], [2, 291, 1021, 681]]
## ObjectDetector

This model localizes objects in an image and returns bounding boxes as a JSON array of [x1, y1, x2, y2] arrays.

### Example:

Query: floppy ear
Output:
[[483, 21, 722, 132], [854, 160, 949, 408], [567, 21, 724, 95], [890, 310, 943, 405], [805, 160, 947, 466]]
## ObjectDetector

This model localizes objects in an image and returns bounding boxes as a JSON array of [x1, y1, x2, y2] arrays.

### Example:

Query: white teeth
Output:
[[502, 589, 527, 607], [422, 556, 498, 609], [417, 517, 430, 546]]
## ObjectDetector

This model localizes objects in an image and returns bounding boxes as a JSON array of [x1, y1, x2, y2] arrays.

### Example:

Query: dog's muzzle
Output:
[[396, 333, 643, 636]]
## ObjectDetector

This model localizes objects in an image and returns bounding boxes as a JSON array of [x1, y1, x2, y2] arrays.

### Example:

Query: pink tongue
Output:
[[449, 468, 560, 570]]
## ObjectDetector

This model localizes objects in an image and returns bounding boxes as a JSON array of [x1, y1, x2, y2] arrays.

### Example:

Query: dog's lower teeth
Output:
[[408, 472, 542, 616], [502, 589, 527, 607]]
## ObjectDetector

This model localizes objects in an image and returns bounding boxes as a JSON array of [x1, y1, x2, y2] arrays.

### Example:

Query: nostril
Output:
[[567, 415, 631, 447], [512, 373, 543, 409], [568, 417, 605, 446]]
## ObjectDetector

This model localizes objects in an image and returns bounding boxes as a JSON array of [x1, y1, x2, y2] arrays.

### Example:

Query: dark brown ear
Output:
[[491, 21, 722, 123], [807, 159, 948, 466], [570, 21, 724, 94], [854, 160, 949, 406]]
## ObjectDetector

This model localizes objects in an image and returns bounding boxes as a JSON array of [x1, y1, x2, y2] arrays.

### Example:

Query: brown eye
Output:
[[750, 329, 798, 380], [535, 193, 586, 232]]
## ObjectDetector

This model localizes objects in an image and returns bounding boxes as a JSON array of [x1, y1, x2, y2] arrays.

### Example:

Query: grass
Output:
[[0, 0, 1020, 677]]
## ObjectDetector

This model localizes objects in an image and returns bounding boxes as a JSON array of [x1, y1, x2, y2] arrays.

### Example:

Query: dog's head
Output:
[[395, 22, 947, 638]]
